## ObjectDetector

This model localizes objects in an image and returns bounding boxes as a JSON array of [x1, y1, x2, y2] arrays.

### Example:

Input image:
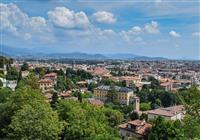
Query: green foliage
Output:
[[55, 76, 67, 91], [51, 91, 59, 108], [66, 68, 93, 83], [21, 63, 29, 71], [57, 100, 120, 140], [33, 67, 46, 78], [88, 82, 97, 92], [0, 56, 13, 68], [106, 86, 118, 104], [140, 102, 151, 111], [7, 102, 63, 139], [17, 72, 39, 89], [138, 88, 176, 108], [6, 67, 19, 80], [0, 80, 3, 88], [178, 86, 200, 139], [0, 87, 63, 139], [102, 107, 124, 127], [129, 111, 139, 120], [149, 117, 184, 140]]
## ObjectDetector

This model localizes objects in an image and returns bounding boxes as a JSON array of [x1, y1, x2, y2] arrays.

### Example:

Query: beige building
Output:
[[145, 105, 185, 121], [39, 78, 54, 93], [94, 86, 139, 106], [21, 70, 29, 78], [118, 119, 152, 140], [43, 72, 57, 85]]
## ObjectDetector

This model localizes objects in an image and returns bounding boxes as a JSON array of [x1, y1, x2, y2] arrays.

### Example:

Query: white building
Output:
[[145, 105, 185, 121], [0, 78, 17, 91]]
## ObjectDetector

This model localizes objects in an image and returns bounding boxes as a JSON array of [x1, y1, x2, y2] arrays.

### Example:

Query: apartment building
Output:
[[94, 85, 138, 105]]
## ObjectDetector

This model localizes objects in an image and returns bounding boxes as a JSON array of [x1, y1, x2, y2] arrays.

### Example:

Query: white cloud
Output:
[[169, 30, 181, 38], [192, 32, 200, 37], [93, 11, 116, 24], [0, 3, 51, 40], [48, 7, 90, 29], [144, 21, 159, 34]]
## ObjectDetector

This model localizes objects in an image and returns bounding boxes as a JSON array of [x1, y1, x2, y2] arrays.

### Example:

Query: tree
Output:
[[178, 86, 200, 139], [17, 73, 39, 89], [106, 86, 118, 104], [6, 67, 19, 80], [129, 112, 139, 120], [55, 76, 67, 91], [57, 100, 120, 140], [77, 91, 83, 103], [51, 91, 59, 108], [140, 103, 151, 111], [0, 87, 63, 139], [102, 108, 124, 127], [7, 102, 63, 139], [149, 116, 183, 140], [0, 80, 3, 88], [21, 63, 29, 71], [88, 82, 97, 92]]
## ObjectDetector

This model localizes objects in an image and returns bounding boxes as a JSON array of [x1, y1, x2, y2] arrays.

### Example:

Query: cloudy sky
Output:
[[0, 0, 200, 59]]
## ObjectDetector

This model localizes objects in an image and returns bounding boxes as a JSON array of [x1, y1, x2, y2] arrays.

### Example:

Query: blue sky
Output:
[[0, 0, 200, 59]]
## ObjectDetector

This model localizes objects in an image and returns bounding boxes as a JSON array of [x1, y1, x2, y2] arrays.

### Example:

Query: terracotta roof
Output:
[[44, 73, 57, 77], [145, 105, 184, 117], [160, 82, 171, 87], [39, 78, 53, 83], [118, 120, 152, 136]]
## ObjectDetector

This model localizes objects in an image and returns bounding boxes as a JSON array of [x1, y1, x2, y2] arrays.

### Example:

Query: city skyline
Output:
[[0, 0, 200, 60]]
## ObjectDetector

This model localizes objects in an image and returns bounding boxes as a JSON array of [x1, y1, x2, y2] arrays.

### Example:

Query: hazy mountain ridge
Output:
[[0, 45, 168, 60]]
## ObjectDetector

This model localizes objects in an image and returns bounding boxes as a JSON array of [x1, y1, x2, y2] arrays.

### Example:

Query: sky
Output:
[[0, 0, 200, 59]]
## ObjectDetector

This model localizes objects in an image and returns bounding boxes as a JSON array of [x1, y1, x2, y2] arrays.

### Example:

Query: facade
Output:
[[43, 73, 57, 85], [0, 78, 17, 91], [94, 85, 138, 105], [118, 120, 152, 140], [145, 105, 185, 121], [39, 79, 54, 93], [21, 70, 29, 78]]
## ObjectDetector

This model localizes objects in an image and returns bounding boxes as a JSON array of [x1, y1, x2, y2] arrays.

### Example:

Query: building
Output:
[[21, 70, 29, 78], [43, 72, 57, 84], [39, 78, 54, 93], [145, 105, 185, 121], [94, 85, 138, 105], [0, 78, 17, 91], [118, 119, 152, 140]]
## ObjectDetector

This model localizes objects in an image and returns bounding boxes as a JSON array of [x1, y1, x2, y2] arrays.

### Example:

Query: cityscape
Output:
[[0, 0, 200, 140]]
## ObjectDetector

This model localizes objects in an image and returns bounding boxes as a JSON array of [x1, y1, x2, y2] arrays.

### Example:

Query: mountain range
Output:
[[0, 45, 168, 60]]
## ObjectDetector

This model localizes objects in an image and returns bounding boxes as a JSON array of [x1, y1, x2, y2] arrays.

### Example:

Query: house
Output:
[[160, 82, 172, 91], [43, 72, 57, 84], [118, 120, 152, 140], [0, 78, 17, 91], [60, 91, 72, 99], [119, 76, 141, 86], [94, 85, 137, 105], [21, 70, 29, 78], [145, 105, 185, 121], [7, 80, 17, 91], [39, 78, 54, 93]]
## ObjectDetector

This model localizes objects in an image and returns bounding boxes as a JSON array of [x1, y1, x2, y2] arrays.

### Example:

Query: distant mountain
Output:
[[45, 53, 107, 60], [105, 53, 138, 59], [0, 45, 168, 60], [0, 45, 40, 57]]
